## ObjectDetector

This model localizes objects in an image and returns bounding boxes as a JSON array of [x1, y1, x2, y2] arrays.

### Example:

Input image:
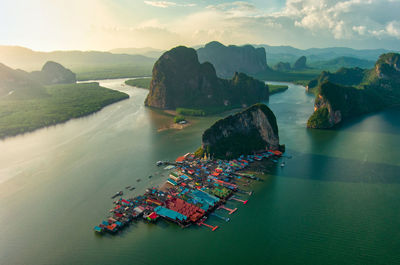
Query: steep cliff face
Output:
[[30, 61, 76, 85], [145, 46, 269, 110], [201, 103, 281, 159], [307, 53, 400, 129], [307, 81, 383, 128], [197, 41, 269, 78]]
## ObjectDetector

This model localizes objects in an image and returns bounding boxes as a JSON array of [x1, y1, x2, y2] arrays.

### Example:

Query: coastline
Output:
[[0, 83, 129, 140]]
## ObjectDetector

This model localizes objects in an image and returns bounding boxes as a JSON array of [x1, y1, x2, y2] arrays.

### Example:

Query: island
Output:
[[144, 46, 269, 114], [0, 61, 129, 138], [307, 53, 400, 129], [198, 103, 284, 159], [124, 78, 151, 89]]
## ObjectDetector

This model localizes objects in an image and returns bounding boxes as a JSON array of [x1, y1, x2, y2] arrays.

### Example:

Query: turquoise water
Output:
[[1, 79, 399, 265]]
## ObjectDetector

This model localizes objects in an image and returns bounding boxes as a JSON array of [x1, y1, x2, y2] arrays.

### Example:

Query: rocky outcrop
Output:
[[306, 81, 383, 128], [201, 103, 282, 159], [273, 62, 291, 72], [197, 41, 269, 78], [307, 53, 400, 129], [30, 61, 76, 85], [145, 46, 269, 110], [293, 56, 307, 70]]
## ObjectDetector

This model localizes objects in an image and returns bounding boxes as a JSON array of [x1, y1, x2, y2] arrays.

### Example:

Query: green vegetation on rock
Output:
[[201, 103, 281, 159], [307, 107, 331, 129], [125, 78, 151, 89], [307, 53, 400, 129]]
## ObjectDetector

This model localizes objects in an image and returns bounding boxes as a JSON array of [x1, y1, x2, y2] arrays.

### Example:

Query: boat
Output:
[[156, 161, 164, 166], [111, 191, 123, 199], [93, 226, 103, 233], [129, 187, 136, 191], [280, 162, 285, 167], [148, 175, 152, 179], [137, 179, 141, 182], [125, 186, 131, 189]]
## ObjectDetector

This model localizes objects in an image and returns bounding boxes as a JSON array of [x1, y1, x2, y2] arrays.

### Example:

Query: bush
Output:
[[173, 115, 186, 123]]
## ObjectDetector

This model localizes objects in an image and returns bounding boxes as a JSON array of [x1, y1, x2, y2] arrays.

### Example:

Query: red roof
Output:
[[148, 212, 158, 220], [107, 223, 117, 230], [165, 197, 205, 222], [175, 156, 185, 162]]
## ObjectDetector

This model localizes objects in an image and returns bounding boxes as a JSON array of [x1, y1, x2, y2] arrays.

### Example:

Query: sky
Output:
[[1, 0, 400, 51]]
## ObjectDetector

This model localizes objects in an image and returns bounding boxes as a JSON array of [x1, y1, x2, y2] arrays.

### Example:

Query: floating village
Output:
[[94, 150, 284, 234]]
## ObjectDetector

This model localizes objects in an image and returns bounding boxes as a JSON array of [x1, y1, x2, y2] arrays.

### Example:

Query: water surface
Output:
[[1, 79, 399, 265]]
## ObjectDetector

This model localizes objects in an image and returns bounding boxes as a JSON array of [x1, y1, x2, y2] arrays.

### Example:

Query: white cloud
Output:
[[386, 21, 400, 38], [144, 1, 176, 8], [281, 0, 400, 40], [143, 1, 196, 8], [140, 0, 400, 49]]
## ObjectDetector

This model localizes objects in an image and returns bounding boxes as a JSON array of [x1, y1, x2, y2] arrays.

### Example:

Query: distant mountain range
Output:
[[0, 46, 156, 80], [1, 43, 397, 81], [109, 47, 164, 58], [197, 41, 269, 78], [309, 56, 375, 70], [254, 44, 397, 65]]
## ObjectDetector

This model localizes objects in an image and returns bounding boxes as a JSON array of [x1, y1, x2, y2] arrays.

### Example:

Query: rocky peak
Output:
[[374, 53, 400, 80], [201, 103, 282, 159], [293, 56, 307, 70], [145, 46, 269, 110], [30, 61, 76, 85]]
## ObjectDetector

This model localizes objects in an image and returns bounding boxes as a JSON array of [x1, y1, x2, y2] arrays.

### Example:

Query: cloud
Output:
[[386, 21, 400, 38], [281, 0, 400, 40], [144, 1, 176, 8], [143, 1, 196, 8]]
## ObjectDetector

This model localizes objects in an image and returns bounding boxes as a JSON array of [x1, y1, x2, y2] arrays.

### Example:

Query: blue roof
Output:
[[154, 206, 187, 221], [190, 189, 220, 208], [180, 175, 189, 180], [167, 178, 178, 186]]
